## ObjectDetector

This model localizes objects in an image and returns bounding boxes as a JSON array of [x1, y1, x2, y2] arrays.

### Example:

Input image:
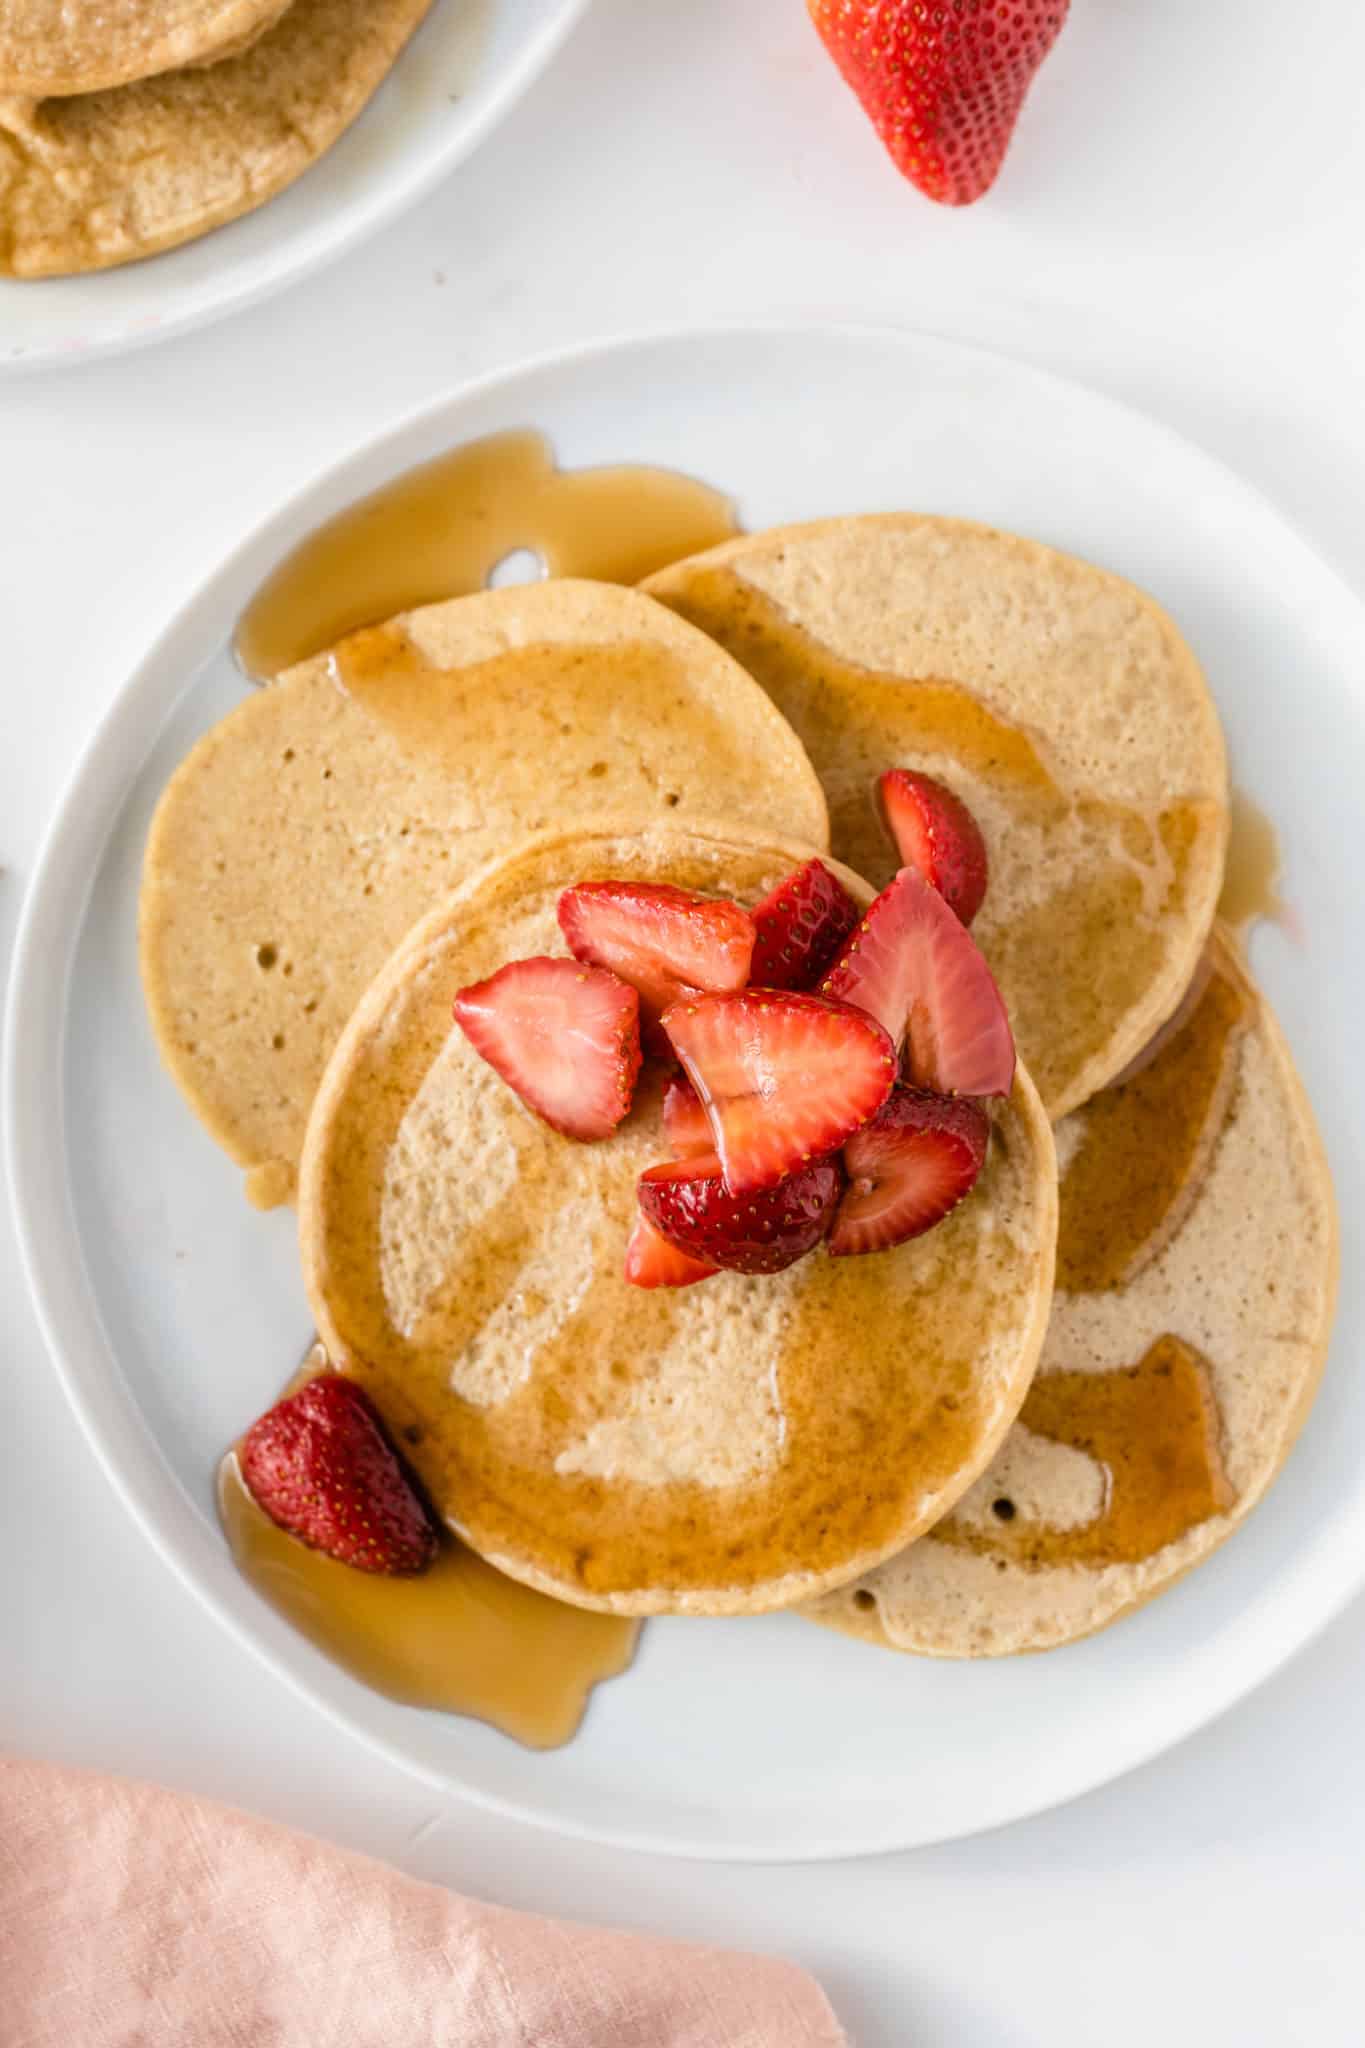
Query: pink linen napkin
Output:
[[0, 1757, 846, 2047]]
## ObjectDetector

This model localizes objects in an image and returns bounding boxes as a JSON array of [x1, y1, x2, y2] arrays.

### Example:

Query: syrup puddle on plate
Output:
[[1219, 787, 1284, 931], [219, 1353, 639, 1751], [233, 427, 740, 680]]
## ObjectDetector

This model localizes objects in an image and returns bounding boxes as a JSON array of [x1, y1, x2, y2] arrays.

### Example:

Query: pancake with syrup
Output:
[[296, 822, 1059, 1617], [645, 515, 1228, 1119], [139, 581, 827, 1211], [807, 930, 1337, 1655]]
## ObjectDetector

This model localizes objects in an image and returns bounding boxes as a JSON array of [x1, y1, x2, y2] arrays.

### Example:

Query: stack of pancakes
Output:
[[0, 0, 433, 274], [140, 512, 1337, 1656]]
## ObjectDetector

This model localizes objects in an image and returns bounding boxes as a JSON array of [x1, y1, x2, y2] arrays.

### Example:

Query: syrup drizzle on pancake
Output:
[[934, 943, 1252, 1572], [650, 566, 1214, 1114], [326, 623, 759, 804], [1057, 953, 1251, 1292], [934, 1337, 1234, 1570], [300, 832, 1055, 1611], [327, 1056, 1000, 1601]]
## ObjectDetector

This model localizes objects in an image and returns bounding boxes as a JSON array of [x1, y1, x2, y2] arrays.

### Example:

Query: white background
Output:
[[3, 2, 1363, 2042]]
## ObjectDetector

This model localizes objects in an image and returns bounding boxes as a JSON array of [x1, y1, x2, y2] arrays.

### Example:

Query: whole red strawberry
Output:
[[808, 0, 1070, 206], [240, 1374, 438, 1574]]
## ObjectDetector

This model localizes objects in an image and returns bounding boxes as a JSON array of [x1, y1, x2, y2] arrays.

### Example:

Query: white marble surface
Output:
[[3, 1, 1364, 2040]]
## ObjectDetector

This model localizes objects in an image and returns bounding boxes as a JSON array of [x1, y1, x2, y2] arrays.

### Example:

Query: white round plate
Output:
[[9, 327, 1365, 1860], [0, 0, 586, 372]]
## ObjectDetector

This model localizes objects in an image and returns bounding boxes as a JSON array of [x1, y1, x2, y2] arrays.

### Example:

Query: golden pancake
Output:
[[808, 930, 1337, 1655], [645, 516, 1228, 1119], [0, 0, 289, 98], [297, 822, 1059, 1617], [139, 581, 828, 1210], [0, 0, 431, 277]]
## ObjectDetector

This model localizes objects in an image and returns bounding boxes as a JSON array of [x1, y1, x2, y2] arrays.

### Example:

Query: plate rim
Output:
[[0, 0, 590, 375], [8, 319, 1365, 1861]]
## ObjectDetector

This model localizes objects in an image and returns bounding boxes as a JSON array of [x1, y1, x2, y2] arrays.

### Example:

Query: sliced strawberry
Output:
[[624, 1215, 718, 1289], [662, 1073, 713, 1158], [638, 1150, 842, 1275], [558, 882, 755, 1048], [240, 1375, 438, 1575], [748, 858, 862, 990], [822, 869, 1014, 1098], [453, 956, 641, 1141], [829, 1087, 990, 1257], [878, 769, 989, 926], [661, 988, 895, 1195]]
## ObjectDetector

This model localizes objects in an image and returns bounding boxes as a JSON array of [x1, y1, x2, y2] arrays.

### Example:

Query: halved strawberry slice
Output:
[[638, 1150, 842, 1274], [558, 882, 755, 1045], [240, 1375, 438, 1574], [829, 1087, 990, 1257], [821, 868, 1014, 1098], [624, 1215, 718, 1289], [661, 989, 895, 1195], [453, 957, 641, 1141], [878, 769, 989, 926], [662, 1073, 713, 1158], [749, 858, 862, 990]]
